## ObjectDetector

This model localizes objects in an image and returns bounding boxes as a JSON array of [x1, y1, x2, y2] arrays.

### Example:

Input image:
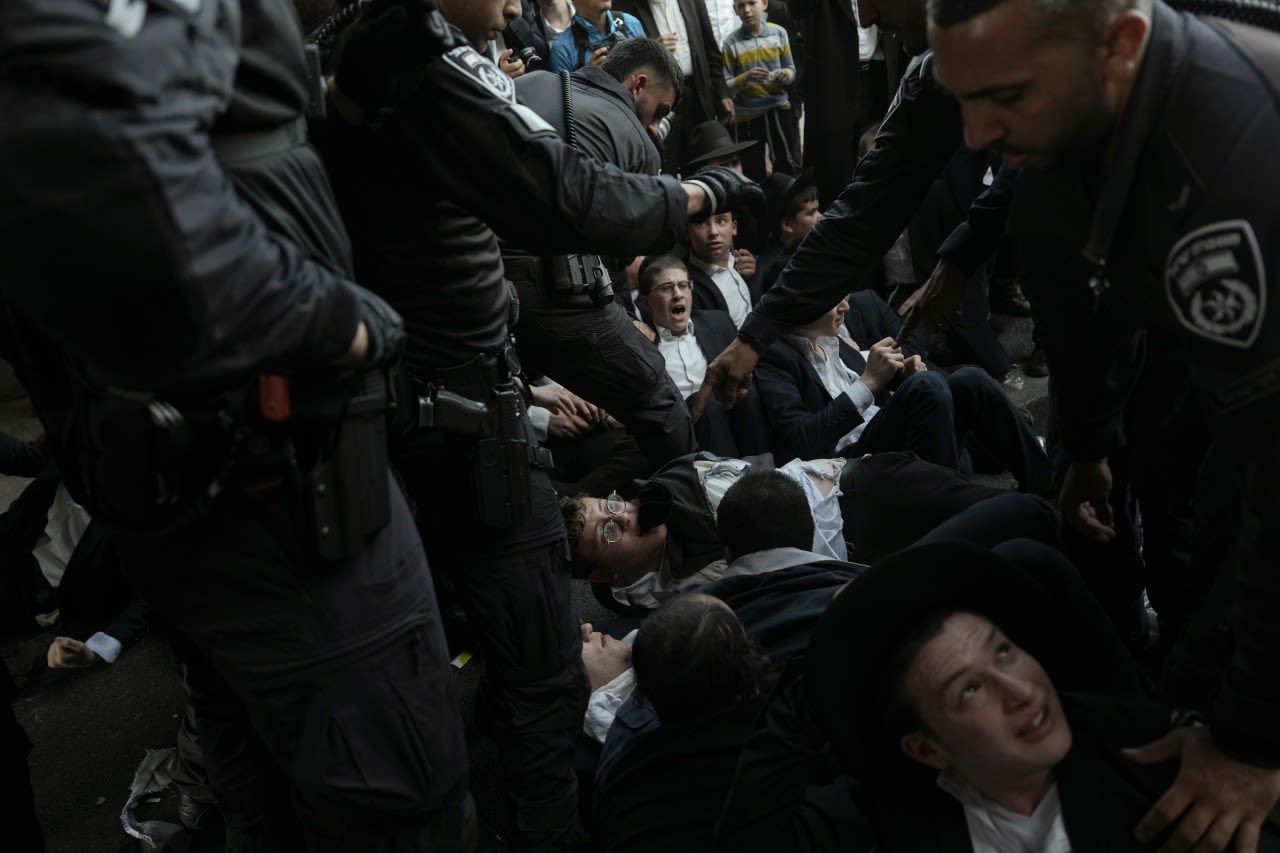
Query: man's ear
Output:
[[780, 216, 796, 241], [900, 731, 949, 770], [637, 291, 652, 313], [628, 71, 650, 97], [1100, 9, 1150, 85]]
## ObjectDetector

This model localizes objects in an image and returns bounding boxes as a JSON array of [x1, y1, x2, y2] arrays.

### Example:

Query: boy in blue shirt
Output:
[[551, 0, 647, 71]]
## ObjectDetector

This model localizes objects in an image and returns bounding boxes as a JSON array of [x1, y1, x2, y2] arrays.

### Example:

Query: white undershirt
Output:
[[938, 770, 1072, 853]]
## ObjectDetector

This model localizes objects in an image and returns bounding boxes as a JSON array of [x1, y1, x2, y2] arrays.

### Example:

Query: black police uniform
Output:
[[506, 66, 697, 471], [736, 52, 1009, 350], [0, 1, 469, 849], [317, 32, 696, 850], [1014, 2, 1280, 767]]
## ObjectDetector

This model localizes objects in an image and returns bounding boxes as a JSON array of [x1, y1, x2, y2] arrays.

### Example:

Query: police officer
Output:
[[316, 0, 762, 848], [926, 1, 1280, 850], [506, 38, 697, 471], [0, 0, 470, 849]]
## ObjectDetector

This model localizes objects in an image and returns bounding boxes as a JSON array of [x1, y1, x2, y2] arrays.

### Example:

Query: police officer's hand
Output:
[[898, 259, 967, 344], [331, 0, 456, 119], [691, 337, 758, 420], [1124, 726, 1280, 853], [1059, 458, 1116, 543], [353, 286, 406, 368], [683, 166, 765, 223]]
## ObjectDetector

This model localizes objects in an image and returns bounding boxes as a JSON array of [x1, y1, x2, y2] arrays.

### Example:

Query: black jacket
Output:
[[318, 38, 690, 375], [740, 53, 1012, 351], [755, 335, 872, 463], [1008, 2, 1280, 765]]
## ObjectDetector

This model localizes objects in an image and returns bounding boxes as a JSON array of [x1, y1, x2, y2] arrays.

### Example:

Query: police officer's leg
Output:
[[401, 434, 587, 850], [946, 365, 1054, 496], [519, 300, 696, 472], [116, 474, 470, 852]]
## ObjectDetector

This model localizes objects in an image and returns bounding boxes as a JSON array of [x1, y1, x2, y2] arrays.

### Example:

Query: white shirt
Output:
[[583, 629, 639, 742], [704, 0, 740, 57], [648, 0, 693, 76], [32, 483, 92, 590], [787, 334, 880, 452], [938, 770, 1072, 853], [850, 2, 883, 60], [689, 254, 753, 327], [656, 321, 708, 396]]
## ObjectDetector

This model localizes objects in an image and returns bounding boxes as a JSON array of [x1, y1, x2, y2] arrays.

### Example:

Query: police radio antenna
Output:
[[307, 0, 368, 55]]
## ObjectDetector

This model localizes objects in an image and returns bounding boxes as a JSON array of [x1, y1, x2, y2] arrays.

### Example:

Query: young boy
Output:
[[684, 212, 758, 328], [721, 0, 797, 181]]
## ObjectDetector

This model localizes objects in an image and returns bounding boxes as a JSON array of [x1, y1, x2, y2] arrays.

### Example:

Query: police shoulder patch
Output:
[[1165, 219, 1267, 349], [443, 45, 516, 103]]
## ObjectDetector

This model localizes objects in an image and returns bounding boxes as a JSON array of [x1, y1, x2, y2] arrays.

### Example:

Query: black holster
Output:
[[504, 252, 614, 309], [302, 369, 392, 561], [412, 350, 553, 529]]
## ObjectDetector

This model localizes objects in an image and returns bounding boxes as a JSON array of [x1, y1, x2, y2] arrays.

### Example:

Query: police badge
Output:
[[1166, 219, 1266, 349]]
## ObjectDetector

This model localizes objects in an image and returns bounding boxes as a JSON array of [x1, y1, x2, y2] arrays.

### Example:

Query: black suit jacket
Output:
[[690, 309, 736, 362], [756, 334, 873, 462], [689, 260, 761, 318], [613, 0, 729, 122]]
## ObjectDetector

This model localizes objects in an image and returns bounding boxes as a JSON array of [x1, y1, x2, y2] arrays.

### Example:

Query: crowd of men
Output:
[[2, 0, 1280, 850]]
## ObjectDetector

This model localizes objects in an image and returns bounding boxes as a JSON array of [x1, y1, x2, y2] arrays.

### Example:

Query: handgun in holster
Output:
[[415, 376, 553, 529]]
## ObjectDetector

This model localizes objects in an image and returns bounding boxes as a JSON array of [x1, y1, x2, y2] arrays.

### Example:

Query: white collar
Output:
[[656, 319, 695, 341]]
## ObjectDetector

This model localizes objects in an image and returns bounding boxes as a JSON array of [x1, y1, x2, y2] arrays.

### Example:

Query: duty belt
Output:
[[212, 116, 308, 165]]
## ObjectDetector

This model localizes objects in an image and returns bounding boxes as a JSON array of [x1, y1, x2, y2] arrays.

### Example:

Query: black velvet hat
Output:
[[682, 120, 758, 172], [803, 540, 1062, 780]]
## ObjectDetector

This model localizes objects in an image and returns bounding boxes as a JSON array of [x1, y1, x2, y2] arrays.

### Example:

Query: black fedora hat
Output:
[[803, 540, 1063, 781], [683, 120, 758, 172], [761, 166, 817, 229]]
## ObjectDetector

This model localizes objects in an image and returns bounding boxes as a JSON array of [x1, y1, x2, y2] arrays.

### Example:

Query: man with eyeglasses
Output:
[[562, 448, 1063, 613], [638, 254, 771, 457]]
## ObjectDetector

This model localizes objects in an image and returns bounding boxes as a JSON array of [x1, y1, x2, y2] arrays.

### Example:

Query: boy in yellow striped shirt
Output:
[[721, 0, 797, 181]]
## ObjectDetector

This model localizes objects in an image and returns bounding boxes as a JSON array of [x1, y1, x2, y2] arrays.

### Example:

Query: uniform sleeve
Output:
[[1211, 410, 1280, 765], [0, 100, 360, 387], [388, 45, 688, 258], [738, 57, 963, 350], [935, 162, 1017, 277]]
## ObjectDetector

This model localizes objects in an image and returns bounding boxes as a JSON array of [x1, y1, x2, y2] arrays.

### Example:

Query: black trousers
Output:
[[847, 368, 1053, 497], [514, 287, 697, 473], [116, 473, 469, 853], [840, 450, 1058, 563], [397, 426, 589, 851]]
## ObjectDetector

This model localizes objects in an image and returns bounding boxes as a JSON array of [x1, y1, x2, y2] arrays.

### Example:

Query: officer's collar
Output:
[[1083, 1, 1188, 270]]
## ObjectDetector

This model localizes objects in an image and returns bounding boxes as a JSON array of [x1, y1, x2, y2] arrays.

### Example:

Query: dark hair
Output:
[[637, 254, 688, 294], [877, 608, 954, 742], [631, 593, 773, 724], [926, 0, 1148, 40], [716, 470, 814, 560], [601, 37, 683, 99], [780, 184, 819, 224], [560, 495, 588, 553]]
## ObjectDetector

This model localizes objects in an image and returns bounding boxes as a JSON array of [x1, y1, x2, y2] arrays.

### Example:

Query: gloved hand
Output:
[[331, 0, 457, 118], [683, 165, 766, 222], [355, 286, 407, 368]]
